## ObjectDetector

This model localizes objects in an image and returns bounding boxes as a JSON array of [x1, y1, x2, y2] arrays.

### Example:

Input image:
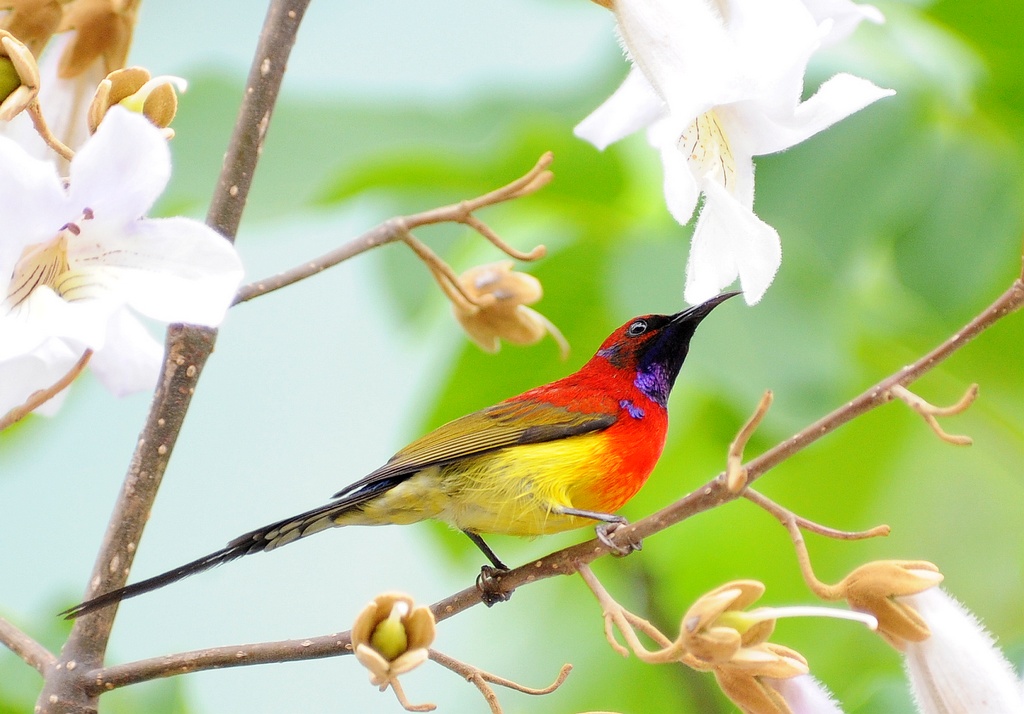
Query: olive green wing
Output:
[[331, 400, 617, 500]]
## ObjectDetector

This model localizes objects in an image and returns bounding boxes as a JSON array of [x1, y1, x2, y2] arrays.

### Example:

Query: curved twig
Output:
[[0, 348, 92, 432], [429, 649, 571, 714], [231, 153, 553, 306], [890, 383, 978, 445], [743, 489, 890, 541]]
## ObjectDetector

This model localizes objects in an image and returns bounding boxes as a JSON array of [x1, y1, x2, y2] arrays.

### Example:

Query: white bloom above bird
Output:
[[576, 0, 892, 305]]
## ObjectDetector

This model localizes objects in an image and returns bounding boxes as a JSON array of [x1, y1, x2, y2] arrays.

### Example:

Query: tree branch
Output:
[[0, 615, 55, 675], [80, 276, 1024, 690], [35, 2, 311, 712], [231, 152, 553, 306]]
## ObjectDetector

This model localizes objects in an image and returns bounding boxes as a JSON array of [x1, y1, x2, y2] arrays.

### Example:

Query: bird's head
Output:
[[595, 292, 738, 406]]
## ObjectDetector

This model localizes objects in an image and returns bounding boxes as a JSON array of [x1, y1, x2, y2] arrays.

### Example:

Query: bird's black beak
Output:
[[634, 291, 739, 405], [670, 291, 741, 327]]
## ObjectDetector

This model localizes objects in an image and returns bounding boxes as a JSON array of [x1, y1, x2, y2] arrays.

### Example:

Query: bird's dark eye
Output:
[[626, 320, 648, 337]]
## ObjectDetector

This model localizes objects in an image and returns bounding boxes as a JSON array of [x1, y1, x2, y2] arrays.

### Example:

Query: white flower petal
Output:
[[88, 310, 163, 397], [725, 0, 822, 105], [5, 287, 118, 355], [801, 0, 884, 46], [684, 179, 780, 305], [575, 68, 667, 150], [737, 73, 894, 156], [33, 33, 102, 156], [902, 588, 1024, 714], [769, 675, 846, 714], [613, 0, 737, 114], [68, 108, 171, 223], [0, 338, 80, 417], [69, 217, 243, 326], [648, 116, 703, 226], [0, 139, 71, 279]]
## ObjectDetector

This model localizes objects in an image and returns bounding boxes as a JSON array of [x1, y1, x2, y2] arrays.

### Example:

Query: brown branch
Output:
[[35, 3, 311, 713], [0, 615, 55, 675], [205, 0, 309, 241], [230, 152, 553, 306], [0, 349, 92, 432], [78, 276, 1024, 692]]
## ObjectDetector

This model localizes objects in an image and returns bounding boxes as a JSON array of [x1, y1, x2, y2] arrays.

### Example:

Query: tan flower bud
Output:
[[352, 593, 436, 688], [681, 580, 772, 664], [836, 560, 943, 649], [0, 0, 62, 55], [87, 66, 184, 135], [452, 261, 569, 357], [0, 29, 39, 120], [714, 645, 809, 714], [55, 0, 137, 79]]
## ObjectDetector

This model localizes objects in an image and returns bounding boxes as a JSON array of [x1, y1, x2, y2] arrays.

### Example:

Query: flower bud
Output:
[[452, 261, 568, 358], [0, 30, 39, 121], [352, 593, 436, 688], [87, 66, 185, 135], [682, 580, 771, 664], [835, 560, 942, 649], [0, 0, 63, 55], [55, 0, 137, 79]]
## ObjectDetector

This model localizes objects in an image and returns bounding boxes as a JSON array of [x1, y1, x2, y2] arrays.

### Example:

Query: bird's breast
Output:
[[437, 406, 668, 537]]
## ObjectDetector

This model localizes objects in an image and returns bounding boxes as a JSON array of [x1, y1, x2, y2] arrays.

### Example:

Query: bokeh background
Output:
[[2, 0, 1023, 712]]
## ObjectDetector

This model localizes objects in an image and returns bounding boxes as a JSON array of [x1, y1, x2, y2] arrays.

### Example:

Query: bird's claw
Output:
[[476, 565, 513, 606], [596, 519, 642, 557]]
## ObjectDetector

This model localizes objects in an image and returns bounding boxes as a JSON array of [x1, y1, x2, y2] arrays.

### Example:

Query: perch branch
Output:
[[80, 276, 1024, 691]]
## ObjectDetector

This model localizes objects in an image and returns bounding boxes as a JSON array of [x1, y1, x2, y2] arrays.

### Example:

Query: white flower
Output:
[[0, 106, 243, 416], [575, 0, 892, 305], [901, 587, 1024, 714], [767, 674, 845, 713]]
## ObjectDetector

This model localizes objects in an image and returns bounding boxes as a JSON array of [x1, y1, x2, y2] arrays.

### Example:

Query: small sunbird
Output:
[[63, 292, 736, 618]]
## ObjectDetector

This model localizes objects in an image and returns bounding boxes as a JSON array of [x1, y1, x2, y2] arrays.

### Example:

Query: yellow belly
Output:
[[351, 432, 620, 537]]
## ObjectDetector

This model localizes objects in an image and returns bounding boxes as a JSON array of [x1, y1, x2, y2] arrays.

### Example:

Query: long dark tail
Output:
[[61, 492, 378, 619]]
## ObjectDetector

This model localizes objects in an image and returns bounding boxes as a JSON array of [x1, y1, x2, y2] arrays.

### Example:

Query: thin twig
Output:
[[231, 153, 553, 306], [388, 677, 436, 712], [890, 383, 978, 445], [429, 649, 572, 714], [79, 276, 1024, 691], [743, 489, 890, 541], [26, 100, 75, 162], [398, 229, 479, 309], [725, 390, 773, 492], [0, 615, 55, 674], [0, 349, 92, 432]]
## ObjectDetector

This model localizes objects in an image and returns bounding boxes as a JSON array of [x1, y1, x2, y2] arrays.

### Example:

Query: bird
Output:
[[62, 291, 736, 618]]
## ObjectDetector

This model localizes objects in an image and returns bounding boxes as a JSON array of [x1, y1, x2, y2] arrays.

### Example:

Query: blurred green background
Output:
[[2, 0, 1022, 712]]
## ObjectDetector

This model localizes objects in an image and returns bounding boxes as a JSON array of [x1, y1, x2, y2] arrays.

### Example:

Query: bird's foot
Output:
[[596, 519, 643, 557], [476, 565, 513, 607]]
